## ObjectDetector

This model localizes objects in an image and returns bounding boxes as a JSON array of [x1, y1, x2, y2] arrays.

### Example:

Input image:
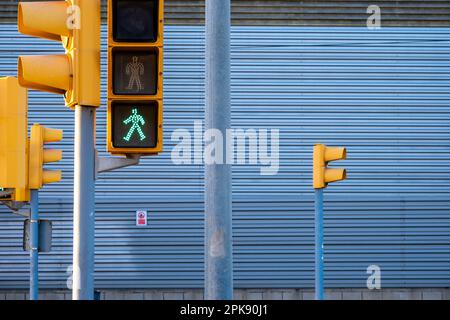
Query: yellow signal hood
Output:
[[18, 55, 72, 95], [42, 127, 63, 143], [324, 168, 347, 185], [325, 147, 346, 163], [18, 1, 71, 42], [42, 169, 62, 185]]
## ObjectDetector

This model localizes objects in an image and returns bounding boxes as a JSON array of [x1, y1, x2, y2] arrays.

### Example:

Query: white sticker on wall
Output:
[[136, 210, 147, 227]]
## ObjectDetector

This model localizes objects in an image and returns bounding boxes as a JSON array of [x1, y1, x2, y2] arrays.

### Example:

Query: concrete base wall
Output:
[[1, 288, 449, 300]]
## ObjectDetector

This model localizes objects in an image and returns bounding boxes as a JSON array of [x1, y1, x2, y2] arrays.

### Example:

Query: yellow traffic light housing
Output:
[[29, 124, 63, 190], [313, 144, 347, 189], [0, 77, 29, 202], [107, 0, 164, 155], [17, 0, 100, 108]]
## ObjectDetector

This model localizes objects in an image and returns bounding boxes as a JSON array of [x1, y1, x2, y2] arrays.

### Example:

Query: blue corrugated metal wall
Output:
[[0, 25, 450, 289]]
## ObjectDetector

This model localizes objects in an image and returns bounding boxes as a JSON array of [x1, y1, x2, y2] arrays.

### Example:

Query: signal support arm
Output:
[[95, 150, 141, 179]]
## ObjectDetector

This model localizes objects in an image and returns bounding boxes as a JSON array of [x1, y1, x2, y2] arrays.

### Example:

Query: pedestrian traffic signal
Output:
[[29, 124, 63, 190], [17, 0, 100, 108], [107, 0, 164, 155], [0, 77, 30, 202], [313, 144, 347, 189]]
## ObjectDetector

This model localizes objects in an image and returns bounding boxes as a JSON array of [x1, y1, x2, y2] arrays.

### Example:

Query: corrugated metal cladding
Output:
[[1, 0, 450, 26], [1, 24, 450, 290]]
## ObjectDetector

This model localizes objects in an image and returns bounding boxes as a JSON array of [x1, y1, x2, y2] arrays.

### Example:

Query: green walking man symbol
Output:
[[123, 108, 146, 142]]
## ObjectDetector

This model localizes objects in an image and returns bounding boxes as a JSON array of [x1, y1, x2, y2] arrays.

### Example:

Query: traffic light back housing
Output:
[[0, 77, 29, 202], [29, 124, 63, 190], [17, 0, 101, 108], [313, 144, 347, 189]]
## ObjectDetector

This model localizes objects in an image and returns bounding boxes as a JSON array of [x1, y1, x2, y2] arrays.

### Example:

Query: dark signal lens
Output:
[[113, 50, 158, 95], [113, 0, 159, 42]]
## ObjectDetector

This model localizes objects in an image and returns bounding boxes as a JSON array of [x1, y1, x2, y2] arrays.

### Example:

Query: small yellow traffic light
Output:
[[29, 124, 63, 190], [107, 0, 164, 155], [313, 144, 347, 189], [0, 77, 29, 202], [17, 0, 100, 108]]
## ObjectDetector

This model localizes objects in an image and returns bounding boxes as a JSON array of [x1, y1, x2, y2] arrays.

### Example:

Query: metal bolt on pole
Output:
[[315, 188, 324, 300], [72, 106, 96, 300], [204, 0, 233, 300], [30, 190, 39, 300]]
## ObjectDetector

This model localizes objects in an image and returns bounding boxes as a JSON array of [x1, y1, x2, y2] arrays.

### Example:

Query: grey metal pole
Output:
[[204, 0, 233, 300], [72, 106, 96, 300], [30, 190, 39, 300], [314, 188, 324, 300]]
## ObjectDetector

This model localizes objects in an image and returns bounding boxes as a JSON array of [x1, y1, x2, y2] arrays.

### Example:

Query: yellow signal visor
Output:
[[18, 55, 71, 94], [43, 149, 62, 163], [43, 127, 63, 143], [43, 170, 62, 185], [324, 168, 347, 184], [325, 147, 346, 162], [18, 1, 70, 42]]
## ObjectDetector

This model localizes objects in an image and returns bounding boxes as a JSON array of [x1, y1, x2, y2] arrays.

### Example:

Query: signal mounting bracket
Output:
[[0, 199, 28, 213], [95, 149, 141, 179]]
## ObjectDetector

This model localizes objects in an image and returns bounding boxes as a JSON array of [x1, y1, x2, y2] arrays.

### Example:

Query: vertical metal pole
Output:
[[72, 106, 96, 300], [315, 188, 324, 300], [30, 190, 39, 300], [204, 0, 233, 300]]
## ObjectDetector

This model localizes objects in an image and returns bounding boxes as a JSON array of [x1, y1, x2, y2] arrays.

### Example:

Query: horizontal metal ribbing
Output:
[[0, 25, 449, 289]]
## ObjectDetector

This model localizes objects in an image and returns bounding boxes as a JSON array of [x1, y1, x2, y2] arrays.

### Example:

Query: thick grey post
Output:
[[72, 106, 96, 300], [29, 190, 39, 300], [204, 0, 233, 300]]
